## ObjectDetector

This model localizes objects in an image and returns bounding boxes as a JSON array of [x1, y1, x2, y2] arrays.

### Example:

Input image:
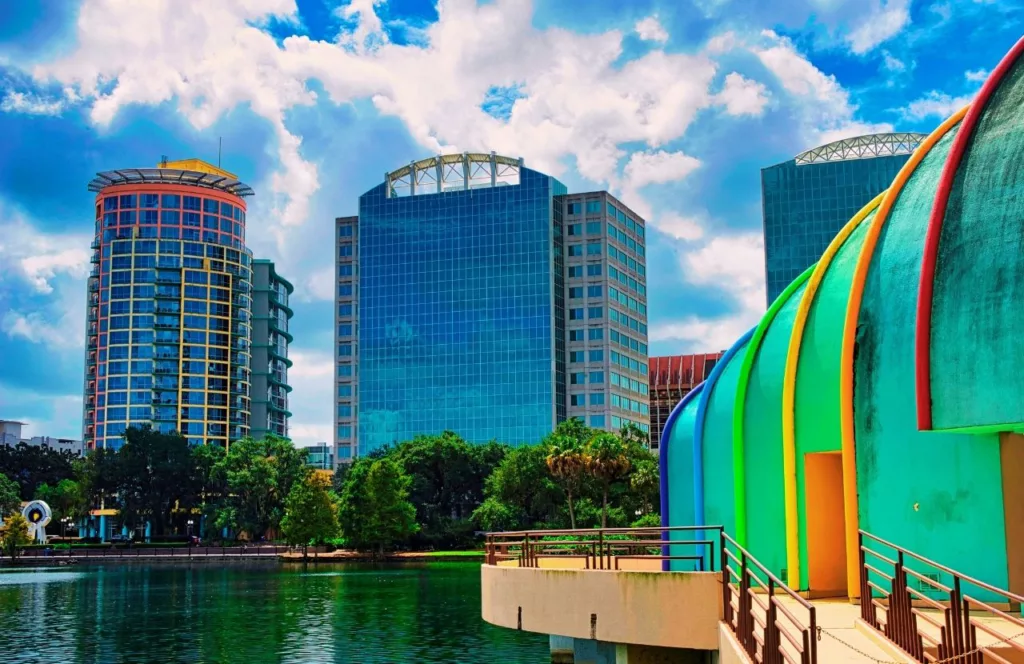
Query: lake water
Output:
[[0, 562, 548, 663]]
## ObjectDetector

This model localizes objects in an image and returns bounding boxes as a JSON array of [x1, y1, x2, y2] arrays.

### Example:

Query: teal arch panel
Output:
[[855, 121, 1009, 594], [699, 338, 750, 536], [928, 55, 1024, 431], [665, 383, 704, 571]]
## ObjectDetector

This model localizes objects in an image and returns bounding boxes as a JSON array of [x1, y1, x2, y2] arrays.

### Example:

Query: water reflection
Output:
[[0, 562, 547, 664]]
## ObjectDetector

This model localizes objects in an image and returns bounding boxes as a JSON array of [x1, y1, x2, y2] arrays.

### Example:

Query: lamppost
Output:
[[61, 516, 73, 538], [187, 519, 194, 557]]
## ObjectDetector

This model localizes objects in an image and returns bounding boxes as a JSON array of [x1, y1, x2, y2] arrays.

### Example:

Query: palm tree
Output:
[[545, 435, 587, 530], [586, 433, 632, 528]]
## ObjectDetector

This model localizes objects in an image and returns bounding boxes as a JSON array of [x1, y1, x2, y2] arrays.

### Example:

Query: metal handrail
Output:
[[721, 531, 817, 664], [484, 525, 722, 571], [859, 529, 1024, 663]]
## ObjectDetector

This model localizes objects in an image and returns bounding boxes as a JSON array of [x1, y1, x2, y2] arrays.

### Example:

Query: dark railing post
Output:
[[598, 529, 604, 570], [859, 531, 875, 627], [766, 577, 779, 664], [739, 552, 752, 657], [721, 533, 731, 625]]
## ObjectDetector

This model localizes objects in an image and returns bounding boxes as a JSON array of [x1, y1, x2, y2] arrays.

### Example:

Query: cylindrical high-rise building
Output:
[[83, 158, 258, 450]]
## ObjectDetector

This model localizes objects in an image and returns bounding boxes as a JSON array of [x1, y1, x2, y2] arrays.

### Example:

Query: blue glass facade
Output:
[[761, 153, 910, 303], [357, 167, 563, 454]]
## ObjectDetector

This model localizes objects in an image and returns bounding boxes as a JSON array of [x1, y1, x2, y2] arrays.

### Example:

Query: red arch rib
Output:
[[915, 35, 1024, 431]]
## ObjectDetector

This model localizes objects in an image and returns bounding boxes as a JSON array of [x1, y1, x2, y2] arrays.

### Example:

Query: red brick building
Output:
[[648, 353, 724, 450]]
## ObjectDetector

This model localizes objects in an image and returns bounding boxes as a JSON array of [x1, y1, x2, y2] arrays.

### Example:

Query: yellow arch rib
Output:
[[839, 105, 970, 598], [780, 192, 884, 591]]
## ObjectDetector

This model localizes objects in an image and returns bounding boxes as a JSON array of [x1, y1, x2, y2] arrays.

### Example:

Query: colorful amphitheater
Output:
[[661, 34, 1024, 602]]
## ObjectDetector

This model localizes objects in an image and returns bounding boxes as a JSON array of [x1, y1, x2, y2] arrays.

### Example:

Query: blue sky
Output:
[[0, 0, 1020, 445]]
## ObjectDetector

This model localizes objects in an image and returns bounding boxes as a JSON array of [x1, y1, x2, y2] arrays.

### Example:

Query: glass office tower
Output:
[[83, 158, 278, 451], [356, 155, 563, 455], [335, 153, 650, 462], [761, 132, 926, 303]]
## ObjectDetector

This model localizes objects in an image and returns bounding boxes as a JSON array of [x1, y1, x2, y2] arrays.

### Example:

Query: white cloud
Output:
[[0, 91, 65, 115], [965, 69, 988, 82], [336, 0, 390, 51], [902, 91, 973, 120], [2, 309, 83, 349], [287, 349, 335, 445], [300, 266, 337, 303], [34, 0, 319, 240], [623, 150, 701, 190], [881, 50, 905, 73], [754, 30, 892, 146], [650, 232, 766, 351], [635, 15, 669, 43], [0, 213, 91, 293], [846, 0, 911, 54], [715, 72, 770, 116], [706, 31, 737, 54], [652, 212, 704, 242]]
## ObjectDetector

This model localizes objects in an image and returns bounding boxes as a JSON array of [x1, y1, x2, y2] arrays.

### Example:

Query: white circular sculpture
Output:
[[22, 501, 52, 544]]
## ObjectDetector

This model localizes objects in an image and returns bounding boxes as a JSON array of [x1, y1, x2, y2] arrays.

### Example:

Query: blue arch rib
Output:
[[659, 381, 706, 571], [693, 327, 755, 555]]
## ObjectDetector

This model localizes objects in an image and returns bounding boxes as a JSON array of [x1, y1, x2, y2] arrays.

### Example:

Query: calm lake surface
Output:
[[0, 562, 548, 663]]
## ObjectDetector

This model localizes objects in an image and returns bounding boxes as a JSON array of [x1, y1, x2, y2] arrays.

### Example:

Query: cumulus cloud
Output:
[[754, 30, 892, 145], [623, 150, 701, 190], [650, 232, 766, 351], [965, 69, 988, 82], [635, 15, 669, 43], [2, 309, 83, 349], [902, 91, 973, 120], [715, 72, 770, 116], [652, 212, 704, 242], [34, 0, 319, 237], [0, 214, 91, 293], [846, 0, 911, 54]]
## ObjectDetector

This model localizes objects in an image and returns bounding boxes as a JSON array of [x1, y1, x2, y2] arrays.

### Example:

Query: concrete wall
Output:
[[481, 566, 723, 651]]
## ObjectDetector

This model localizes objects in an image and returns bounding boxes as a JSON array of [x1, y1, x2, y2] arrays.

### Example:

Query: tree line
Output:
[[0, 420, 659, 557]]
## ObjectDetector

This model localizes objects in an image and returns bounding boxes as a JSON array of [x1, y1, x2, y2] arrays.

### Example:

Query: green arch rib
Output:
[[732, 264, 815, 547]]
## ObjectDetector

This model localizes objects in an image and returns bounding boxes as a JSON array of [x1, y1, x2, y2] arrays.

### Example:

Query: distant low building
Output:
[[0, 420, 85, 456], [304, 442, 334, 470], [647, 354, 724, 450]]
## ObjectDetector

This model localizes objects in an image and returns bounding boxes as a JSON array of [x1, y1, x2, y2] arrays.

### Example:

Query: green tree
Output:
[[0, 443, 78, 500], [111, 427, 200, 536], [629, 456, 659, 516], [79, 446, 119, 513], [281, 473, 340, 559], [0, 512, 31, 560], [586, 433, 632, 528], [338, 457, 418, 556], [212, 435, 309, 541], [35, 479, 87, 524], [392, 432, 507, 548], [618, 422, 650, 450], [191, 444, 227, 538], [474, 444, 563, 531], [544, 419, 594, 529], [0, 473, 21, 518]]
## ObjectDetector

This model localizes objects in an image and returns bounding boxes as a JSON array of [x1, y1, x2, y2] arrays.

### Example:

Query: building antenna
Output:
[[218, 137, 222, 168]]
